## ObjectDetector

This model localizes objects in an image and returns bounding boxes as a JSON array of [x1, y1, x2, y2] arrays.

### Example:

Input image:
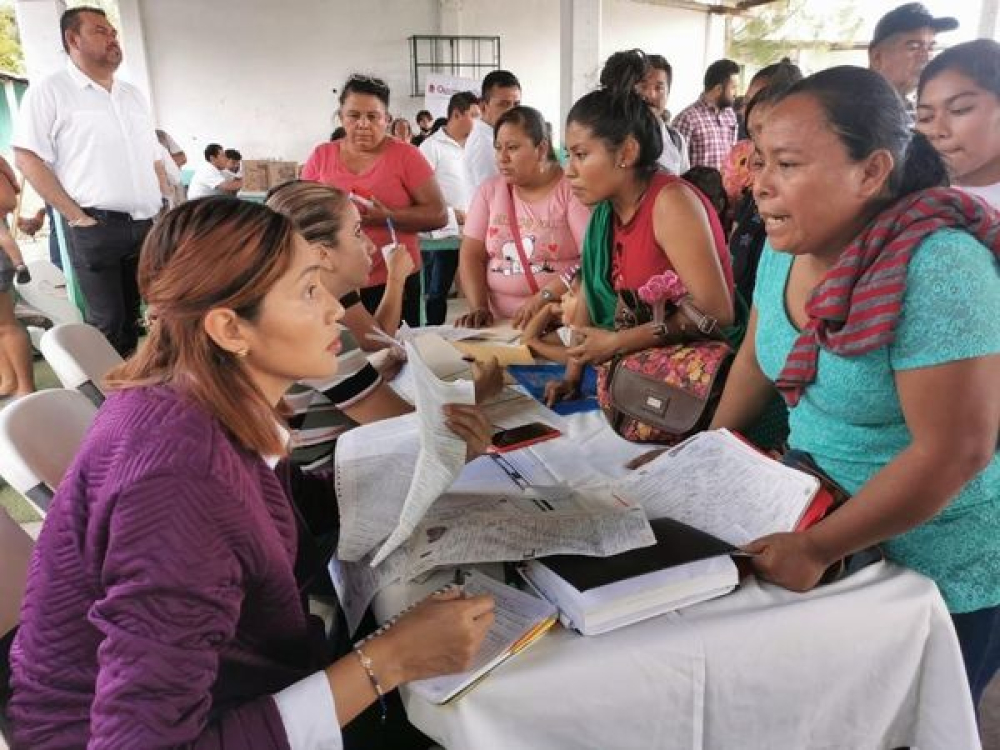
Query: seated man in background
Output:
[[224, 148, 243, 179], [188, 143, 242, 199]]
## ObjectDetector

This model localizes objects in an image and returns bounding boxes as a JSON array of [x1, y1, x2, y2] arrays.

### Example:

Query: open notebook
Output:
[[406, 571, 557, 704], [614, 429, 827, 546]]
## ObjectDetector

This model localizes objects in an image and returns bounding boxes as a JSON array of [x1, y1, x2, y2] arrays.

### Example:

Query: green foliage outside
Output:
[[0, 5, 23, 74], [728, 0, 864, 69], [0, 0, 120, 76]]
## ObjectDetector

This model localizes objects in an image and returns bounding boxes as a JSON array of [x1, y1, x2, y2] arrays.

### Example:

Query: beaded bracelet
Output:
[[354, 644, 388, 723]]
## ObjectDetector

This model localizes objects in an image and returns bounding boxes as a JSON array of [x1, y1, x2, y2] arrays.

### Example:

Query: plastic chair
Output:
[[40, 323, 123, 406], [0, 506, 34, 744], [14, 259, 84, 328], [0, 389, 97, 516]]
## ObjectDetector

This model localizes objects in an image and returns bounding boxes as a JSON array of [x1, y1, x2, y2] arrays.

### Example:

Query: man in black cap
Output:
[[869, 3, 958, 116]]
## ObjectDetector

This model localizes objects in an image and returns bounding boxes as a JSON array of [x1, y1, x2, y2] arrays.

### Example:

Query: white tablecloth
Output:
[[372, 406, 980, 750]]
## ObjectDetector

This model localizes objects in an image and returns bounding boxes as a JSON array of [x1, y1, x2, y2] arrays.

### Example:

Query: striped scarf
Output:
[[776, 187, 1000, 407]]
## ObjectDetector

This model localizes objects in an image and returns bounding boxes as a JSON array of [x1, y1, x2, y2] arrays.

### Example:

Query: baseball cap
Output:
[[870, 3, 958, 48]]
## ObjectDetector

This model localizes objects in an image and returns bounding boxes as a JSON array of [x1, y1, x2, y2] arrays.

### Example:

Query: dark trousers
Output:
[[952, 605, 1000, 713], [360, 271, 421, 329], [46, 205, 61, 270], [62, 212, 153, 357], [422, 248, 458, 326]]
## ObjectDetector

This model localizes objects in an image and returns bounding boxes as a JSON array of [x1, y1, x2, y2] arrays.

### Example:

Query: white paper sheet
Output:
[[400, 485, 654, 579], [371, 341, 475, 565], [614, 429, 820, 546], [328, 547, 408, 634], [334, 414, 420, 561]]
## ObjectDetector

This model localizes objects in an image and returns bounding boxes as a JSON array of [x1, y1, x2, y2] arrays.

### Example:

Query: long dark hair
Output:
[[568, 49, 663, 177], [780, 66, 947, 199], [918, 39, 1000, 100], [494, 105, 557, 163]]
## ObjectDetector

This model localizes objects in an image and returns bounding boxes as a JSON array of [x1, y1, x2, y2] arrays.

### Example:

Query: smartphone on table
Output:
[[489, 422, 562, 453]]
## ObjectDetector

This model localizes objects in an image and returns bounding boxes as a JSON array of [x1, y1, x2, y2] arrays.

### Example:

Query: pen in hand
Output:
[[386, 215, 399, 247], [453, 567, 465, 595]]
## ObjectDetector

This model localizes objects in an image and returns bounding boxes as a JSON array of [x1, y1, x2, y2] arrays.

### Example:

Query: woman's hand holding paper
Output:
[[443, 403, 493, 462]]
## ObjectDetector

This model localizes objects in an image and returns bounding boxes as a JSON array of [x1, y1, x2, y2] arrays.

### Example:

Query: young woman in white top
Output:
[[917, 39, 1000, 208]]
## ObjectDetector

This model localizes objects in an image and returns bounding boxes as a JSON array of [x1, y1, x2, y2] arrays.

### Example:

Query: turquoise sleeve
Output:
[[891, 229, 1000, 370]]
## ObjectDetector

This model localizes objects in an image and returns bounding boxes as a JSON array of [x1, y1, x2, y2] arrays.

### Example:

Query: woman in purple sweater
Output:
[[7, 198, 495, 748]]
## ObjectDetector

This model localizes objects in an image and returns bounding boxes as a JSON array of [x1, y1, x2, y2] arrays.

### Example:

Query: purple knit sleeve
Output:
[[87, 473, 292, 749]]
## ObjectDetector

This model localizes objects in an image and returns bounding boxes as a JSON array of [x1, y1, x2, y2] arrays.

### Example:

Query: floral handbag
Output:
[[596, 276, 734, 445]]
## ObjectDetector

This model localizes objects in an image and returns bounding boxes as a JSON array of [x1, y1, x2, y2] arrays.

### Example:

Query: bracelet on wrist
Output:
[[354, 645, 388, 723]]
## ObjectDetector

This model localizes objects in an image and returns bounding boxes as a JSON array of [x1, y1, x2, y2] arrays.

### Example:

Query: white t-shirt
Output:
[[13, 60, 163, 220], [658, 121, 690, 176], [463, 117, 498, 192], [187, 161, 231, 199], [419, 127, 472, 211], [959, 182, 1000, 210]]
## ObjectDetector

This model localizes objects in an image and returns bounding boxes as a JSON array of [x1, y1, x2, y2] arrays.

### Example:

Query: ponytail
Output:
[[568, 49, 663, 176], [897, 131, 949, 197]]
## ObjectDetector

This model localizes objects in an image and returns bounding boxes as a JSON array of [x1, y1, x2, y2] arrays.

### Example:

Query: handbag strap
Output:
[[506, 183, 540, 295], [678, 297, 722, 339]]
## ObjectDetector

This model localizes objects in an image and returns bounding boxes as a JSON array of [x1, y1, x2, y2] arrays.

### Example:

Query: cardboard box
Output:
[[266, 161, 298, 189], [241, 160, 270, 192]]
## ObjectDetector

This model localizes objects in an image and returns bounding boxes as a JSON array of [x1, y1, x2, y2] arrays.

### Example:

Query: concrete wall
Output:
[[602, 0, 724, 119], [136, 0, 438, 162], [443, 0, 563, 137], [120, 0, 722, 163]]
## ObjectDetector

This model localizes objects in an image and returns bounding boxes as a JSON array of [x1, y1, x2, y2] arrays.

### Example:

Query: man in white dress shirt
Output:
[[187, 144, 243, 200], [419, 91, 480, 324], [642, 54, 690, 176], [463, 70, 521, 192], [14, 6, 168, 356]]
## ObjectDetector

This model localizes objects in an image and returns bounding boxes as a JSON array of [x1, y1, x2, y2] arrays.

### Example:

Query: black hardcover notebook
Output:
[[539, 517, 736, 592]]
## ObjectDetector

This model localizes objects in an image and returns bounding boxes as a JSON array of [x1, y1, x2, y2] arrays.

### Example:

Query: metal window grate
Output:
[[408, 35, 501, 97]]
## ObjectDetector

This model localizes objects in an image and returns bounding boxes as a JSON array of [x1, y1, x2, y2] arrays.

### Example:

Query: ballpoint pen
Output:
[[385, 215, 399, 247]]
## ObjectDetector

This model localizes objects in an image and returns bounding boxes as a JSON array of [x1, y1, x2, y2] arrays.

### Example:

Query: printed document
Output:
[[371, 341, 475, 565]]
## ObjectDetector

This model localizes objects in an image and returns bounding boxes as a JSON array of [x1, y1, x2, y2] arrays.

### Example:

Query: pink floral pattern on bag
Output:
[[597, 342, 732, 444]]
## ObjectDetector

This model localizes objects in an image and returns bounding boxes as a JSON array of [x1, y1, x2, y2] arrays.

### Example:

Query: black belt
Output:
[[82, 208, 149, 223]]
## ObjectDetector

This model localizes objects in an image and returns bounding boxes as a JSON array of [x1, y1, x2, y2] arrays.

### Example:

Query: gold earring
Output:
[[236, 347, 249, 358], [618, 162, 626, 169]]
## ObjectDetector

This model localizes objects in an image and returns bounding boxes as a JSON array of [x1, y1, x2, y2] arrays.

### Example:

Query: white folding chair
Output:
[[14, 259, 84, 328], [0, 389, 98, 516], [0, 505, 34, 744], [40, 323, 123, 406]]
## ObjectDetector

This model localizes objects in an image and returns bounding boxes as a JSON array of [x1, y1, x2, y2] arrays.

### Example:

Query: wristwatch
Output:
[[540, 288, 555, 302]]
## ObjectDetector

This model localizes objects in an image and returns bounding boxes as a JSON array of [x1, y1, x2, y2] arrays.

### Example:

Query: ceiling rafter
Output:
[[627, 0, 782, 17]]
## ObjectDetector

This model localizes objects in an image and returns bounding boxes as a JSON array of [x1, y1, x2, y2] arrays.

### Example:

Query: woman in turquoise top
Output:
[[710, 66, 1000, 709]]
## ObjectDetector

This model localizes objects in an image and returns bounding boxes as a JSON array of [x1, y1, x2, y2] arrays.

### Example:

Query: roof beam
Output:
[[629, 0, 781, 17]]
